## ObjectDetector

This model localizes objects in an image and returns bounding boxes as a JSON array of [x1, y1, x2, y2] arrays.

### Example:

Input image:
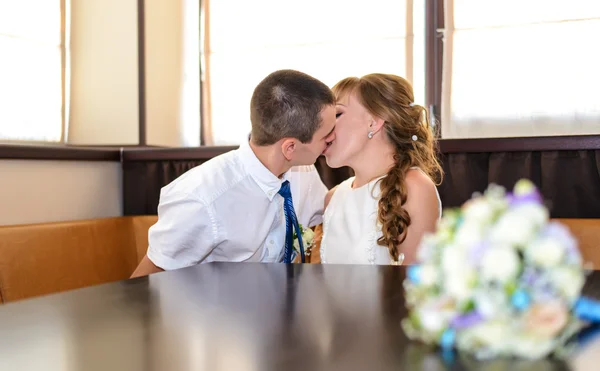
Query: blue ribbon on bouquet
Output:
[[574, 296, 600, 323]]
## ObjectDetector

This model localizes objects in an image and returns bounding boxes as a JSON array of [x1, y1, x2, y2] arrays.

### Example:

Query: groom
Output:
[[131, 69, 336, 277]]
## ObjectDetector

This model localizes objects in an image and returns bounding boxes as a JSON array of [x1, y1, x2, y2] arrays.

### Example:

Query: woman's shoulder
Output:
[[324, 177, 354, 208], [404, 168, 440, 211], [406, 167, 436, 190]]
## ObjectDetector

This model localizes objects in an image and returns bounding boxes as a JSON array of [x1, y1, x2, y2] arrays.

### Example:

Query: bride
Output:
[[319, 73, 443, 266]]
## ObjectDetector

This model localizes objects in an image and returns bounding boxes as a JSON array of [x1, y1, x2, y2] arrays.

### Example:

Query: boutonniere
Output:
[[292, 224, 315, 261]]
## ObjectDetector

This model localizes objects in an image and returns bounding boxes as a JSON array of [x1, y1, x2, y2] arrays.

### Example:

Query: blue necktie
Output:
[[278, 180, 305, 263]]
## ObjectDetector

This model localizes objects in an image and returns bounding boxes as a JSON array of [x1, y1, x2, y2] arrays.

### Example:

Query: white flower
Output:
[[549, 266, 585, 303], [303, 228, 315, 245], [292, 225, 315, 251], [462, 198, 496, 225], [420, 264, 439, 286], [526, 237, 565, 267], [480, 245, 520, 283], [484, 183, 507, 199], [419, 310, 447, 333], [441, 244, 463, 273], [474, 289, 509, 318], [515, 203, 549, 228], [435, 228, 453, 245], [418, 299, 455, 333], [453, 220, 484, 249], [488, 211, 536, 248], [446, 274, 475, 302], [442, 246, 475, 300], [513, 179, 536, 196]]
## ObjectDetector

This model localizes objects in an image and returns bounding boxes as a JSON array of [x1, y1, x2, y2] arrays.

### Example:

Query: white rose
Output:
[[474, 289, 509, 318], [480, 246, 520, 283], [446, 273, 475, 301], [526, 237, 564, 267], [435, 228, 453, 245], [419, 309, 447, 333], [454, 221, 484, 248], [442, 245, 466, 274], [303, 228, 315, 245], [420, 264, 439, 286], [515, 203, 549, 228], [489, 211, 536, 248], [441, 246, 475, 300], [550, 267, 585, 303], [418, 300, 455, 333], [463, 198, 495, 224]]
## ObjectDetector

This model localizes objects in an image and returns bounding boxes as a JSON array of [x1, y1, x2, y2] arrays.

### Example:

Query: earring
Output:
[[368, 131, 374, 139]]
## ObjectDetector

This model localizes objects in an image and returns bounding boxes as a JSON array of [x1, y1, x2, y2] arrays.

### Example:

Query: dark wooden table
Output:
[[1, 263, 600, 371]]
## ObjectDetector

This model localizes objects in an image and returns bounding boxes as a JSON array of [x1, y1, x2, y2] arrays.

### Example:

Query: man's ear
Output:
[[281, 138, 296, 161], [370, 116, 386, 135]]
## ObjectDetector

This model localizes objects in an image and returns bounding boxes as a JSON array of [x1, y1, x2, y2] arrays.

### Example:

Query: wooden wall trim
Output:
[[438, 135, 600, 153], [0, 144, 120, 161], [2, 135, 598, 161], [122, 145, 237, 161]]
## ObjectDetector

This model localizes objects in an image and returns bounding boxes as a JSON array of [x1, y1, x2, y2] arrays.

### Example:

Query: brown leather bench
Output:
[[0, 216, 597, 303], [0, 216, 157, 303], [555, 219, 600, 269]]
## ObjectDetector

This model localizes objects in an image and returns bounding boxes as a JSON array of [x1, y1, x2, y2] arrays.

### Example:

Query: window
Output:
[[0, 0, 65, 142], [442, 0, 600, 138], [202, 0, 424, 145]]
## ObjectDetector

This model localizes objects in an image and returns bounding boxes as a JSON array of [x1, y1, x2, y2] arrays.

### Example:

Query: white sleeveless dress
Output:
[[320, 168, 442, 265]]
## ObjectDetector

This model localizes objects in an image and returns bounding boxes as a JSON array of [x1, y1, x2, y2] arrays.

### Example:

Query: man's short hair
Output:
[[250, 69, 335, 146]]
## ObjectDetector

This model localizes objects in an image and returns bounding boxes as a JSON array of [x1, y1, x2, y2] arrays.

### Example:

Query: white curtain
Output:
[[204, 0, 420, 145], [441, 0, 600, 139], [0, 0, 63, 142]]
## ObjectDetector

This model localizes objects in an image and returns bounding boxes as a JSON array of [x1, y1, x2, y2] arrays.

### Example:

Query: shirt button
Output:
[[270, 240, 274, 244], [268, 191, 273, 197]]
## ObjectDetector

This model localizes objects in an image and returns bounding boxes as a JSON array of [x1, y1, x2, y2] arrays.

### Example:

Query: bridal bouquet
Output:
[[403, 179, 600, 360]]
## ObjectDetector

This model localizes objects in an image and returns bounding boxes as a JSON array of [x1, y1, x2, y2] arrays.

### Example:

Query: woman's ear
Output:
[[370, 116, 386, 135]]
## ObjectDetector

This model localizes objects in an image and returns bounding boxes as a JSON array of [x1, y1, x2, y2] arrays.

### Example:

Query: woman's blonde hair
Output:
[[332, 73, 443, 262]]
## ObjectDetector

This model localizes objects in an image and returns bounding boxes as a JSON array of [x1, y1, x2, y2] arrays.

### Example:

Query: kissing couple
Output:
[[132, 69, 443, 278]]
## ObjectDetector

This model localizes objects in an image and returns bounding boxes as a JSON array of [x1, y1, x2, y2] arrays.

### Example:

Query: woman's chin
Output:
[[324, 153, 343, 169]]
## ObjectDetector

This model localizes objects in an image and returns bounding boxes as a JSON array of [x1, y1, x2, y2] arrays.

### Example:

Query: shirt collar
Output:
[[239, 138, 290, 201]]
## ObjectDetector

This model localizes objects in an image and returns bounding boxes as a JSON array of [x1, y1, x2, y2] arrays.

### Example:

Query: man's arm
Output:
[[131, 255, 164, 278], [130, 188, 217, 278]]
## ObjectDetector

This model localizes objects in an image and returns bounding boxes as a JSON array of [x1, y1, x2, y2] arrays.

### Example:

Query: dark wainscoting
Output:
[[121, 135, 600, 218], [439, 150, 600, 218]]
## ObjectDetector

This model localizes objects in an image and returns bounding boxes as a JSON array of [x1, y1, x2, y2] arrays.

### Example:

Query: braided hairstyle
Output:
[[332, 74, 443, 262]]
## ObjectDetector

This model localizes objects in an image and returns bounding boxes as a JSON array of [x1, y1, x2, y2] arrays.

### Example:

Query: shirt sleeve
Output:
[[305, 165, 329, 227], [147, 188, 218, 270]]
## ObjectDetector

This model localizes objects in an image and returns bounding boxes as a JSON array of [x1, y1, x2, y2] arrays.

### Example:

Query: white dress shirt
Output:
[[147, 139, 328, 270]]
